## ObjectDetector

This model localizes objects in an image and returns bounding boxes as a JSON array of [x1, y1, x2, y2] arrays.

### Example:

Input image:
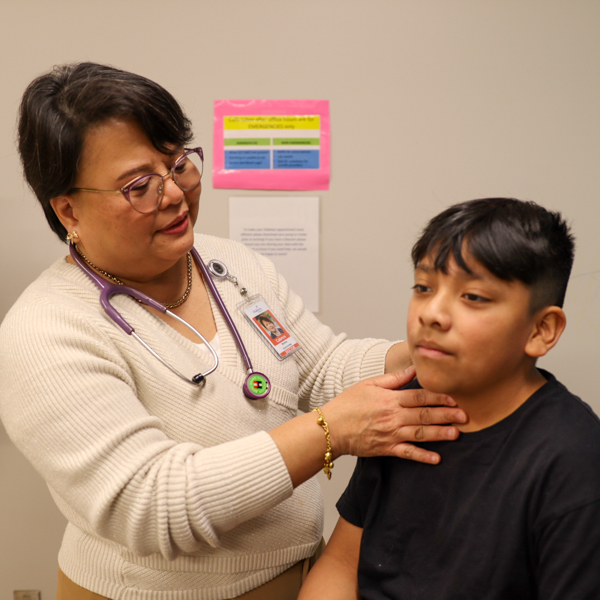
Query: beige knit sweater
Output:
[[0, 234, 392, 599]]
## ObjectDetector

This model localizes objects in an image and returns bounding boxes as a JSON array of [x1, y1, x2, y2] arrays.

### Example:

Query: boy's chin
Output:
[[414, 371, 453, 396]]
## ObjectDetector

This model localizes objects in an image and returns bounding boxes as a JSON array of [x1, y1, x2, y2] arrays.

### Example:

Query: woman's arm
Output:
[[252, 250, 405, 403], [254, 250, 441, 407], [270, 366, 467, 488], [0, 295, 297, 558], [298, 516, 362, 600], [384, 340, 412, 373]]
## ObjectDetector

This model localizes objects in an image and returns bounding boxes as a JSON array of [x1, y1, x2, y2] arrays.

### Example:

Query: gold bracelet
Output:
[[313, 407, 334, 480]]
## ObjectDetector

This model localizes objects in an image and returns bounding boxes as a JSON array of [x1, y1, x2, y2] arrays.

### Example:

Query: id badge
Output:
[[238, 295, 301, 360]]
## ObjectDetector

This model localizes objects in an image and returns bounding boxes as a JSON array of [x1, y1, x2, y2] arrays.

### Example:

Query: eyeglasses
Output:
[[72, 147, 204, 214]]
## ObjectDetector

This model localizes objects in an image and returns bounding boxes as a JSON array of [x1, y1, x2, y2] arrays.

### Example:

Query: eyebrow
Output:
[[116, 149, 185, 184], [116, 164, 157, 184]]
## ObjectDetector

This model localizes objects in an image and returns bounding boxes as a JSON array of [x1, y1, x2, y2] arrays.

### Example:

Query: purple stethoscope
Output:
[[69, 243, 271, 400]]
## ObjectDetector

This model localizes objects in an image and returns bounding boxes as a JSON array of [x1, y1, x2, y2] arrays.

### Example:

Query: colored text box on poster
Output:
[[225, 150, 271, 169], [274, 150, 319, 169]]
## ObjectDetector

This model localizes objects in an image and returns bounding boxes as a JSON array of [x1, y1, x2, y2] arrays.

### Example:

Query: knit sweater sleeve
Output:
[[0, 285, 293, 560], [248, 250, 395, 412]]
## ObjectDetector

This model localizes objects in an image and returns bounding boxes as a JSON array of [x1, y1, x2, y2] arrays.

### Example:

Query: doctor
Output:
[[0, 62, 467, 600]]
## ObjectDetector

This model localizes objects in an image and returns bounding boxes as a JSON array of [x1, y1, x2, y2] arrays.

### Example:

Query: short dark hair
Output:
[[411, 198, 575, 310], [18, 62, 194, 242], [258, 316, 274, 326]]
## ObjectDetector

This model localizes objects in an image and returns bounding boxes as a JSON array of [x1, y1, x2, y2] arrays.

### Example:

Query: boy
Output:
[[300, 198, 600, 599]]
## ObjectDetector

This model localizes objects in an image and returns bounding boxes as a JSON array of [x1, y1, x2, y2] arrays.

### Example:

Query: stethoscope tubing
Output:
[[68, 243, 270, 399], [191, 247, 271, 399], [190, 248, 254, 374], [69, 243, 218, 384]]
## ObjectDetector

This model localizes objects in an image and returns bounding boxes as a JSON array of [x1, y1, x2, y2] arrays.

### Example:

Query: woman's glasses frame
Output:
[[71, 147, 204, 214]]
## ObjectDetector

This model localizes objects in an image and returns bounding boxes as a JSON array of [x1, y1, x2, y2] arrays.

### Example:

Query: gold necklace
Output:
[[75, 246, 193, 309]]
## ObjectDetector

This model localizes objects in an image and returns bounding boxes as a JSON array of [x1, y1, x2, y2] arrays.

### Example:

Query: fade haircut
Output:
[[411, 198, 575, 311], [18, 62, 194, 242]]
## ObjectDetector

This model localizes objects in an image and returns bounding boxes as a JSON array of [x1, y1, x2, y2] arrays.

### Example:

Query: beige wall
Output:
[[2, 1, 600, 597]]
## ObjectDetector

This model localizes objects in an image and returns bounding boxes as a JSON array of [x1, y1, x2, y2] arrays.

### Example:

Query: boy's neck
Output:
[[452, 367, 547, 433]]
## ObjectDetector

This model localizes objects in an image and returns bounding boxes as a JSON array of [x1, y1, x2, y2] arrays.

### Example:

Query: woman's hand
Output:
[[323, 365, 467, 464], [270, 365, 467, 488]]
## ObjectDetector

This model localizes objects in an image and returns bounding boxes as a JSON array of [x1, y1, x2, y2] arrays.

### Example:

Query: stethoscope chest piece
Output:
[[243, 372, 271, 400]]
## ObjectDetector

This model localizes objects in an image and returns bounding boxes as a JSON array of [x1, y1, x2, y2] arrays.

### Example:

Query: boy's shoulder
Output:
[[526, 370, 600, 442], [356, 370, 600, 488], [339, 371, 600, 600]]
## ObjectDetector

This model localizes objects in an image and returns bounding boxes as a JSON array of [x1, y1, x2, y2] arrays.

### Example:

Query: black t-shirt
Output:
[[337, 371, 600, 600]]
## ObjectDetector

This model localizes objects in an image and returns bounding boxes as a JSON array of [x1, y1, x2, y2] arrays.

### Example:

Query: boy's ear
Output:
[[50, 195, 79, 234], [525, 307, 566, 358]]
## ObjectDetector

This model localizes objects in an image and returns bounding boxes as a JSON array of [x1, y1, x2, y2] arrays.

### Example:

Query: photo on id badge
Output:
[[255, 311, 288, 345]]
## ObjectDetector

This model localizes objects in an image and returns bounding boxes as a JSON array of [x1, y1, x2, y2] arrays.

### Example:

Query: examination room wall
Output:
[[1, 1, 600, 597]]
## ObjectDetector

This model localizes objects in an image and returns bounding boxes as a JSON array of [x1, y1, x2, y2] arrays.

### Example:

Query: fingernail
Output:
[[403, 365, 416, 374], [446, 427, 459, 439]]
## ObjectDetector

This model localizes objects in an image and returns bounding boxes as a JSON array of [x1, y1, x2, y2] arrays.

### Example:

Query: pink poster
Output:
[[213, 100, 330, 190]]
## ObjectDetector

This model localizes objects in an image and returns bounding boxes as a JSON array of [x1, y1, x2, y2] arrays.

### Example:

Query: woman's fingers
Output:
[[400, 423, 460, 442], [394, 443, 444, 465], [325, 373, 470, 462], [379, 422, 462, 466], [363, 369, 460, 408], [395, 384, 458, 409], [392, 422, 462, 464], [398, 403, 468, 426]]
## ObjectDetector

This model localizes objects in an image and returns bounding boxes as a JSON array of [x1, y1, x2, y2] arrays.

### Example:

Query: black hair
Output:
[[18, 62, 194, 242], [411, 198, 575, 311], [257, 315, 274, 326]]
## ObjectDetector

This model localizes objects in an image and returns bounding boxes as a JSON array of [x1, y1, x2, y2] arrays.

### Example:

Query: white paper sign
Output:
[[229, 197, 320, 312]]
